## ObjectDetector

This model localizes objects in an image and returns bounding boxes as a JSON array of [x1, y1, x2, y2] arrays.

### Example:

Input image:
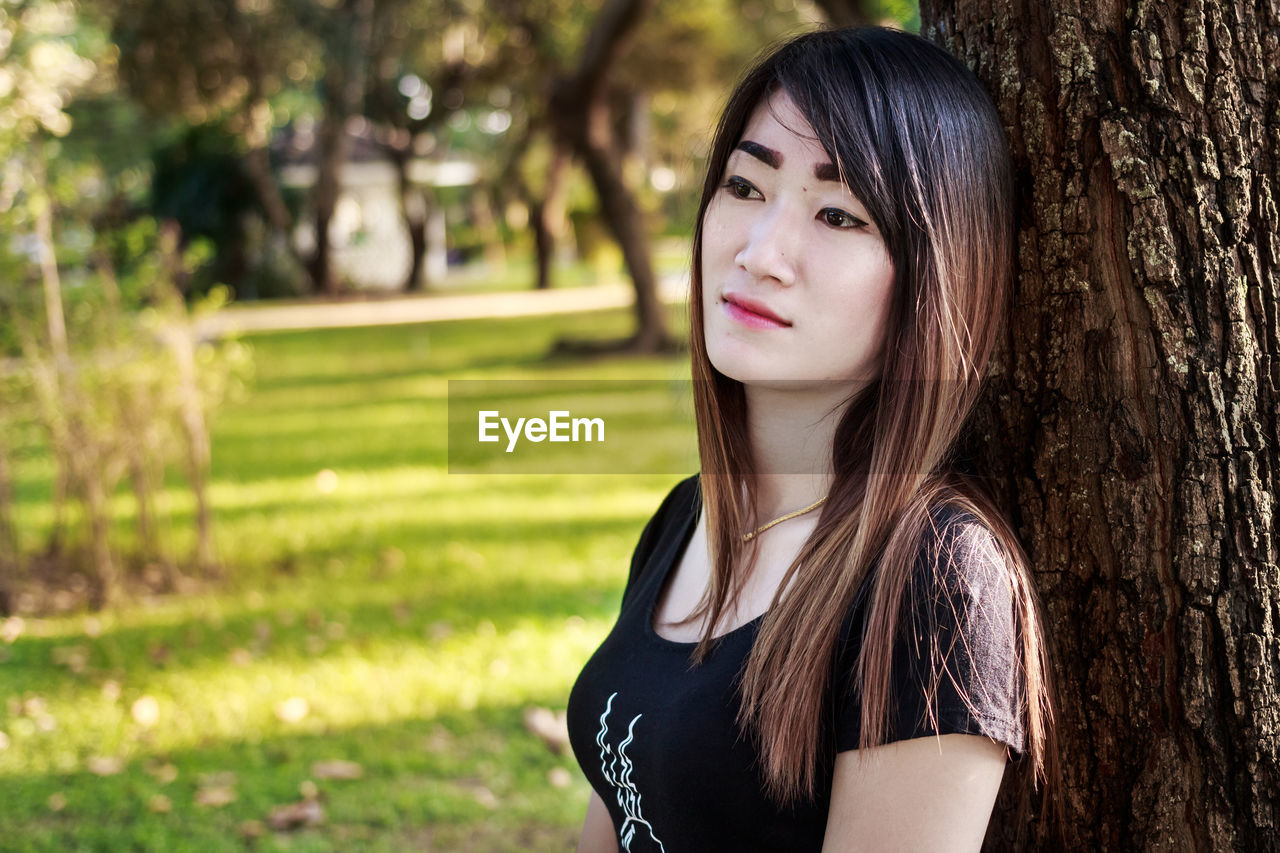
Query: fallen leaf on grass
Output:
[[391, 601, 411, 624], [48, 793, 66, 812], [424, 726, 452, 752], [198, 770, 236, 787], [195, 785, 237, 807], [453, 779, 498, 810], [148, 794, 172, 813], [267, 799, 325, 831], [143, 760, 178, 784], [1, 616, 24, 644], [378, 546, 405, 573], [522, 706, 570, 755], [239, 820, 267, 840], [275, 697, 309, 723], [310, 759, 363, 780], [87, 756, 124, 776], [51, 645, 88, 674]]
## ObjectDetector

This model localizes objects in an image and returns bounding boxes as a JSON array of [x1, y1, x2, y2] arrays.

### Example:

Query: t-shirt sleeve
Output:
[[619, 474, 700, 609], [834, 508, 1026, 757]]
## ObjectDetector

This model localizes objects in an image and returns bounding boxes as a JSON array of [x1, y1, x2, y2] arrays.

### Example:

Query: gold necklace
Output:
[[742, 496, 827, 542]]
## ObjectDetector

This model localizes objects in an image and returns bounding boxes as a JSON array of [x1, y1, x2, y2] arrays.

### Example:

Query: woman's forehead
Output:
[[732, 89, 839, 174], [735, 91, 829, 162]]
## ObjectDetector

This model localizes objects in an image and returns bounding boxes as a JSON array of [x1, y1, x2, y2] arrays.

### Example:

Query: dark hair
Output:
[[683, 25, 1061, 843]]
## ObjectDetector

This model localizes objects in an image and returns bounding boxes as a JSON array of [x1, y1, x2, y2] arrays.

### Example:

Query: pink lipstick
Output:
[[722, 294, 791, 329]]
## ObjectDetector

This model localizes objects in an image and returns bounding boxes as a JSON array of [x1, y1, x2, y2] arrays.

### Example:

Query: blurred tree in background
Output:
[[0, 0, 252, 611], [97, 0, 834, 307], [0, 0, 924, 611]]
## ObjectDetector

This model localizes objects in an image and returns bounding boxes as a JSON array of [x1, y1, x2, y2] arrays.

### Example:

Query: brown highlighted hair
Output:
[[683, 26, 1061, 840]]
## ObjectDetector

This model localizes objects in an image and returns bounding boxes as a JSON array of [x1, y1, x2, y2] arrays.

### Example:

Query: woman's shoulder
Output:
[[915, 502, 1014, 594], [643, 473, 701, 540], [664, 472, 702, 515], [622, 473, 701, 596]]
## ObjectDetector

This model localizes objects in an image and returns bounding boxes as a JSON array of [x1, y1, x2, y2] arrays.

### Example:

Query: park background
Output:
[[0, 0, 922, 849], [4, 0, 1279, 851]]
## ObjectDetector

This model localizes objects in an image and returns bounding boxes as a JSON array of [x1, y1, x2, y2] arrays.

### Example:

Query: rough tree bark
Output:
[[549, 0, 677, 353], [904, 1, 1279, 850]]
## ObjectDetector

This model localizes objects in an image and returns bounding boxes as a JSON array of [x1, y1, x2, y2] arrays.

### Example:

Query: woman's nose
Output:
[[734, 206, 799, 286]]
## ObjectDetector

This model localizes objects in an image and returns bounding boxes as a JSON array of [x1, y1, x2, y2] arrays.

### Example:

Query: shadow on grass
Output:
[[0, 701, 588, 852], [0, 521, 636, 695]]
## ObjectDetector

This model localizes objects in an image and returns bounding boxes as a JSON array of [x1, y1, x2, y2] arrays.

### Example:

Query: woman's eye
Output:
[[820, 208, 864, 229], [723, 176, 762, 200]]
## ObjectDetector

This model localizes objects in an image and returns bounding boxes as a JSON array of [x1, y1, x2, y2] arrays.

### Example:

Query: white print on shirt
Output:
[[597, 692, 666, 852]]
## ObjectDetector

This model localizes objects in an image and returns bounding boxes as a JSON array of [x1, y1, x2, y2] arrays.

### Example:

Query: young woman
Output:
[[566, 26, 1059, 851]]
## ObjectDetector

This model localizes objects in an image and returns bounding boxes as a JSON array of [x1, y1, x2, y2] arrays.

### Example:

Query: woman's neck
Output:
[[743, 382, 861, 521]]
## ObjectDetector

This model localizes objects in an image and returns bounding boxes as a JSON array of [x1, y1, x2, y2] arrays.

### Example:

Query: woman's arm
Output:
[[576, 790, 619, 853], [822, 733, 1007, 852]]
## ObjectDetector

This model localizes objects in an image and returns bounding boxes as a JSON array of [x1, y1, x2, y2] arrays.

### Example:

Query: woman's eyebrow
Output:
[[735, 140, 840, 183], [735, 140, 781, 168]]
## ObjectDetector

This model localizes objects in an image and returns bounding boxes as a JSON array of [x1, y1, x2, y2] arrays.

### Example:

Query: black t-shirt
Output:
[[566, 474, 1025, 852]]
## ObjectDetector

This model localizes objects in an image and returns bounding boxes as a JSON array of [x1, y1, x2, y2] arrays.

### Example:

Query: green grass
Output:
[[0, 302, 692, 850]]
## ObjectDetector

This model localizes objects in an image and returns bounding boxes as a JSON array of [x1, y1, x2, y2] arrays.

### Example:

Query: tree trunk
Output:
[[241, 102, 295, 242], [532, 144, 570, 291], [387, 145, 428, 293], [578, 94, 667, 349], [309, 0, 375, 297], [505, 129, 569, 291], [550, 0, 675, 353], [909, 0, 1280, 850], [309, 110, 344, 296], [471, 188, 506, 270], [225, 3, 308, 291]]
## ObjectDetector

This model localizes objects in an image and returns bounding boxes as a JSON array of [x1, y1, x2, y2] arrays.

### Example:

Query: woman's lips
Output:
[[722, 295, 791, 329]]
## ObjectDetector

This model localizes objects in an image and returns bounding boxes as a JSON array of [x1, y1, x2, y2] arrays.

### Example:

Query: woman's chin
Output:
[[712, 367, 875, 399]]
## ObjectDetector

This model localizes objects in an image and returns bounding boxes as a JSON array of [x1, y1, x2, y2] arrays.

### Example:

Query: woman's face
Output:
[[700, 90, 896, 389]]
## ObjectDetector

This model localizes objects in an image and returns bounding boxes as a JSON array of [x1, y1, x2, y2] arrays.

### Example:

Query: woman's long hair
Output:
[[684, 26, 1061, 837]]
